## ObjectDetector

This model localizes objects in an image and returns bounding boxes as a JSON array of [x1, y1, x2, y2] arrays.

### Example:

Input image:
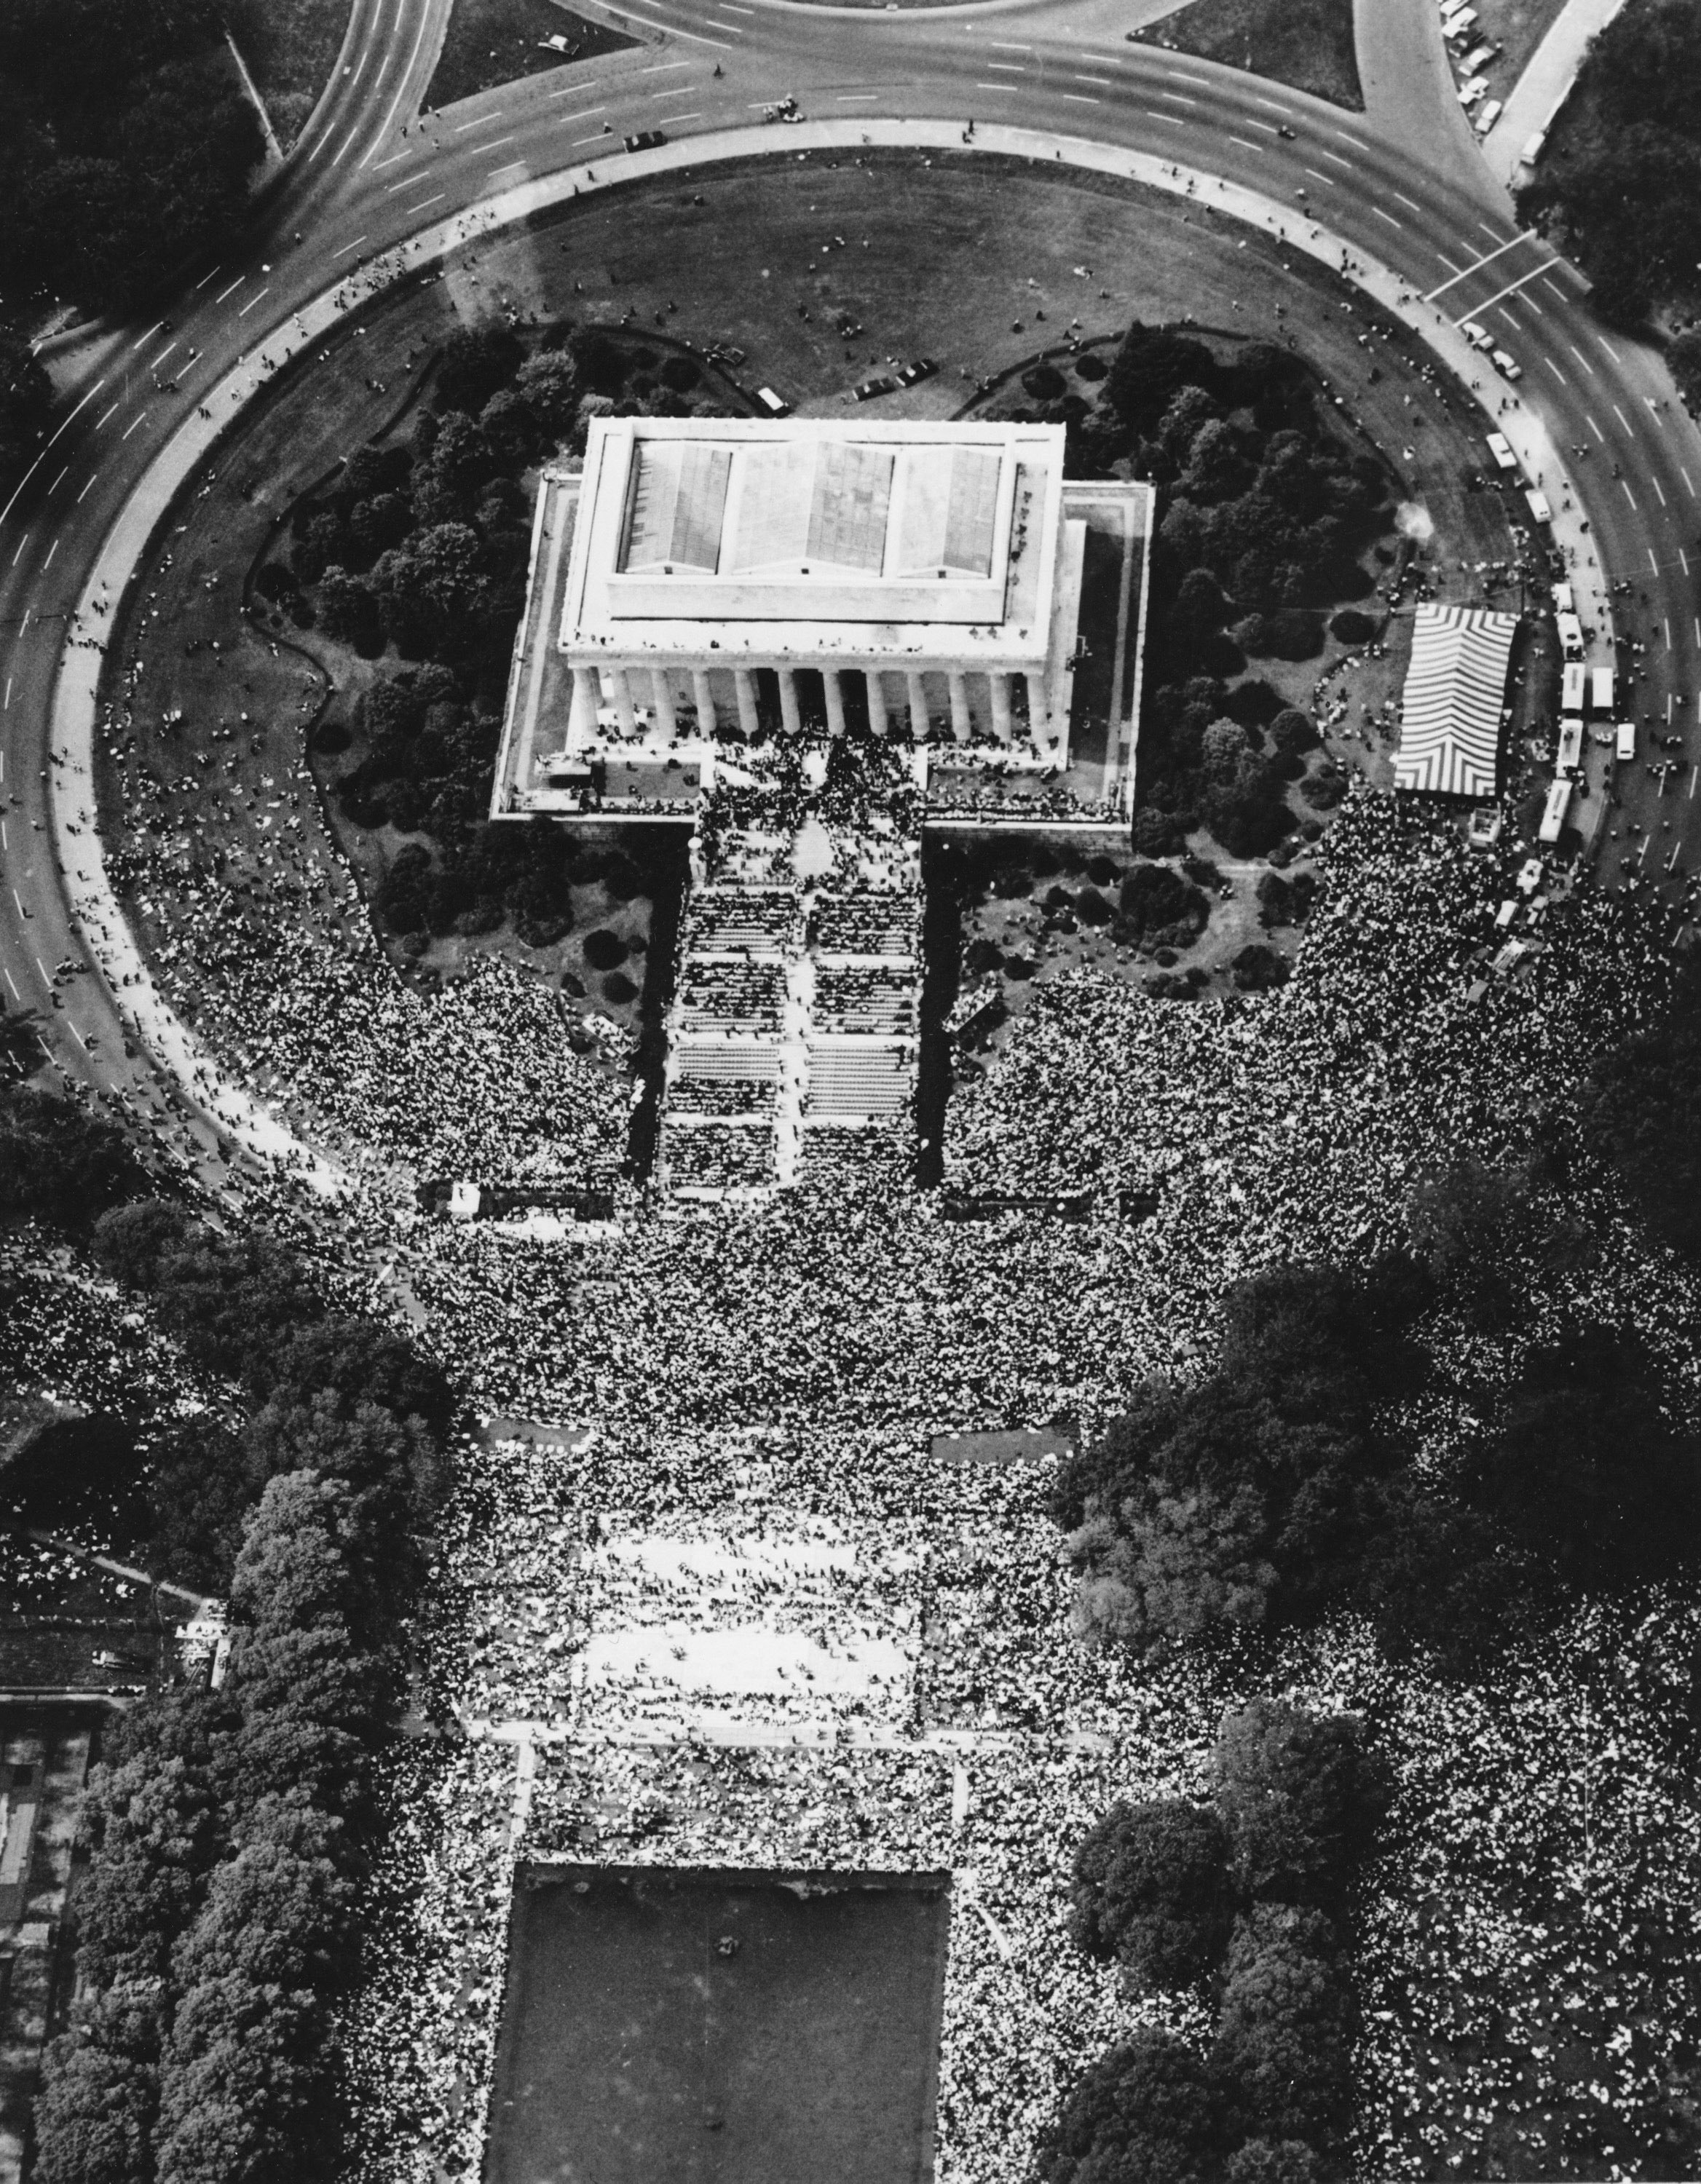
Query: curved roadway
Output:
[[2, 0, 1699, 1187]]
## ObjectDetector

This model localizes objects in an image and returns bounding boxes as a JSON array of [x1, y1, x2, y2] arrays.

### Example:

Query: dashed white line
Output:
[[2, 674, 9, 702], [401, 194, 444, 214], [76, 475, 95, 504], [567, 104, 607, 119], [193, 265, 221, 288], [988, 39, 1031, 49], [213, 277, 243, 303], [1144, 108, 1185, 123], [574, 129, 610, 143], [1395, 191, 1424, 213], [333, 235, 368, 257], [655, 111, 700, 124], [546, 77, 603, 99], [95, 401, 119, 429], [1172, 71, 1210, 84], [1254, 93, 1284, 108], [42, 540, 56, 568], [371, 147, 411, 167], [1566, 344, 1595, 377], [1612, 402, 1633, 431], [387, 170, 433, 191], [1682, 465, 1697, 498], [1542, 276, 1565, 302], [1653, 475, 1668, 506], [1061, 92, 1100, 103], [122, 412, 149, 440], [1622, 478, 1638, 508], [1319, 149, 1351, 167], [1543, 356, 1567, 384], [1373, 207, 1402, 228], [454, 109, 505, 128], [8, 540, 23, 568], [12, 891, 25, 920], [1303, 167, 1337, 185], [468, 135, 516, 154], [1073, 74, 1113, 85], [1599, 336, 1622, 360], [836, 93, 878, 101], [609, 6, 730, 48], [1586, 414, 1604, 441], [1161, 90, 1197, 103], [984, 62, 1024, 71], [640, 59, 691, 71], [47, 469, 65, 495], [236, 288, 270, 316], [1, 968, 13, 1000], [1229, 135, 1262, 151], [151, 341, 178, 369], [489, 160, 527, 178], [130, 320, 165, 351]]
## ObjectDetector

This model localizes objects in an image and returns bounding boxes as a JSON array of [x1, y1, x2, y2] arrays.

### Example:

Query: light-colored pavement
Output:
[[1481, 0, 1630, 186]]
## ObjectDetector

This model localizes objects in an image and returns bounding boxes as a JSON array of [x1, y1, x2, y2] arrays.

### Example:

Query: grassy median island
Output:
[[226, 0, 357, 145], [422, 0, 634, 111], [1131, 0, 1363, 111]]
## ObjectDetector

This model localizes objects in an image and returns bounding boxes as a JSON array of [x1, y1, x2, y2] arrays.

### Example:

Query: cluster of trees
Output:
[[1049, 323, 1385, 860], [0, 0, 262, 316], [1046, 1701, 1376, 2184], [1052, 1249, 1701, 1674], [28, 1184, 456, 2184], [1517, 0, 1701, 325]]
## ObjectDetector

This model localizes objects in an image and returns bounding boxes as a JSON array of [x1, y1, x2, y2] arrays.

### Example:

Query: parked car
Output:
[[896, 357, 939, 386], [754, 385, 792, 416], [1490, 347, 1522, 381], [1462, 320, 1493, 352], [854, 375, 899, 402], [623, 130, 666, 152]]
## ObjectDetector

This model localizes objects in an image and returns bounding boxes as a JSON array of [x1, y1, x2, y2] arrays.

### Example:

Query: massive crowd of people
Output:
[[33, 696, 1701, 2182]]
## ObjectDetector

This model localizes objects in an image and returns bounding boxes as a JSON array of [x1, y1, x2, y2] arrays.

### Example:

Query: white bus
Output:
[[1538, 779, 1571, 844], [1557, 717, 1583, 770], [1590, 665, 1615, 713], [1561, 662, 1587, 712]]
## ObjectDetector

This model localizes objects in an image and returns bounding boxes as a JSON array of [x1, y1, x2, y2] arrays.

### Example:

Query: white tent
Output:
[[1393, 602, 1518, 797]]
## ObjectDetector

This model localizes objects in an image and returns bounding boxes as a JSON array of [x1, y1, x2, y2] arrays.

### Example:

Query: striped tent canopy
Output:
[[1393, 601, 1518, 798]]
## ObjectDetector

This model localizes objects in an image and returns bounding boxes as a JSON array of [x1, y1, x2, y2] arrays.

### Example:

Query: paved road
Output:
[[1, 0, 1698, 1189]]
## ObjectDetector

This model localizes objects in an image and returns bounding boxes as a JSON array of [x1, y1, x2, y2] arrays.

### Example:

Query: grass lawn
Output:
[[1451, 0, 1571, 112], [1132, 0, 1363, 111], [226, 0, 355, 143], [423, 0, 634, 113], [484, 1867, 950, 2184]]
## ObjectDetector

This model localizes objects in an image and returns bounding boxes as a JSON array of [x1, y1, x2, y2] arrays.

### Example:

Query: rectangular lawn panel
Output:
[[484, 1865, 951, 2184]]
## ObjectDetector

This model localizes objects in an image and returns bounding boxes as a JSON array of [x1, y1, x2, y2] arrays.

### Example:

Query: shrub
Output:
[[1022, 362, 1068, 401], [1270, 709, 1317, 758], [1132, 806, 1183, 857], [1262, 609, 1326, 660], [1225, 681, 1284, 729], [660, 354, 701, 393], [1075, 351, 1108, 380], [1328, 608, 1377, 645], [1232, 943, 1290, 992], [602, 970, 639, 1004]]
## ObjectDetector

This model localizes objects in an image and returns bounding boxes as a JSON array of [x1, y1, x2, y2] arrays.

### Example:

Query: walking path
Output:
[[1481, 0, 1630, 188]]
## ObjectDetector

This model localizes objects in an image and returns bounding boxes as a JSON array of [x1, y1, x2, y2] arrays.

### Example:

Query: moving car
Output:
[[1485, 430, 1517, 470], [1617, 721, 1637, 761], [1490, 347, 1523, 381], [1462, 320, 1493, 352], [623, 129, 666, 151]]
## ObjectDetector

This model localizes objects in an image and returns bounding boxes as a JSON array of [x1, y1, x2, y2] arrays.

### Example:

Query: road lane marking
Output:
[[333, 235, 368, 256], [401, 194, 444, 213], [1395, 191, 1424, 213], [213, 277, 243, 302], [988, 39, 1031, 48], [42, 540, 56, 567], [371, 147, 411, 167], [1161, 90, 1197, 103], [332, 124, 361, 163], [1144, 108, 1185, 122], [609, 5, 730, 47], [640, 59, 690, 71], [1319, 149, 1351, 166], [193, 265, 221, 288], [1303, 167, 1336, 184], [654, 111, 700, 123], [454, 109, 505, 127], [130, 320, 165, 351], [76, 475, 95, 503], [364, 0, 446, 159], [564, 103, 606, 117], [1600, 335, 1622, 361], [44, 377, 107, 451], [1172, 71, 1211, 84], [1544, 357, 1566, 383], [1477, 221, 1503, 239], [387, 169, 433, 189], [236, 288, 270, 316], [489, 159, 527, 178], [1254, 94, 1284, 108], [47, 470, 66, 495], [95, 400, 120, 430], [1622, 478, 1638, 508], [12, 891, 25, 920], [1073, 74, 1113, 85], [151, 342, 178, 369], [1061, 92, 1099, 103], [984, 61, 1024, 70], [1682, 464, 1697, 497], [1472, 259, 1555, 317], [1229, 135, 1262, 150], [837, 94, 878, 101], [1424, 229, 1530, 300], [469, 135, 516, 154], [1, 969, 14, 1000], [546, 78, 603, 98], [1653, 475, 1668, 505], [1434, 253, 1464, 275], [2, 672, 9, 699], [574, 129, 612, 143], [1543, 276, 1566, 302], [1612, 402, 1632, 430], [1373, 207, 1402, 228], [1566, 344, 1595, 376]]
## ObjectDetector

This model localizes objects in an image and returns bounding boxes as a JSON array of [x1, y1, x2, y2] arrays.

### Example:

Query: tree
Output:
[[1211, 1905, 1354, 2148], [171, 1802, 358, 1996], [1671, 327, 1701, 415], [434, 323, 524, 417], [1226, 2141, 1323, 2184], [1212, 1702, 1367, 1909], [1070, 1800, 1231, 1986], [1037, 2030, 1222, 2184], [154, 1974, 339, 2184], [1105, 323, 1216, 437], [33, 2036, 157, 2184], [1467, 1324, 1701, 1587], [0, 1086, 139, 1222], [315, 565, 376, 648]]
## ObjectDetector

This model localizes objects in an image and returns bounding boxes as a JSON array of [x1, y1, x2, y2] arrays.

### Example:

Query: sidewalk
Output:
[[1481, 0, 1629, 189]]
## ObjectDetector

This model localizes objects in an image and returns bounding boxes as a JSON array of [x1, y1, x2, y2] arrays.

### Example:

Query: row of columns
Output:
[[575, 662, 1049, 744]]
